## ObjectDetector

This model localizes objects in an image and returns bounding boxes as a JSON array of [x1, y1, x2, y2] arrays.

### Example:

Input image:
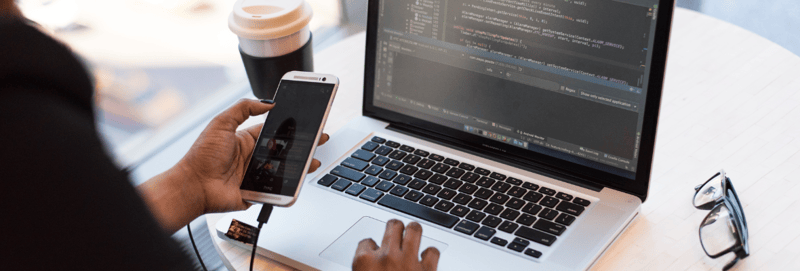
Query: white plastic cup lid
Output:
[[229, 0, 313, 41]]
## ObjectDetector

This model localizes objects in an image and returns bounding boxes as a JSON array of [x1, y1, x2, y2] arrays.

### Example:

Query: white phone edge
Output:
[[240, 71, 340, 207]]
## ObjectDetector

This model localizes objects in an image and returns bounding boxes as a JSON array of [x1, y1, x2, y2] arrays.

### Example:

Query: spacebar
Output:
[[378, 195, 459, 228]]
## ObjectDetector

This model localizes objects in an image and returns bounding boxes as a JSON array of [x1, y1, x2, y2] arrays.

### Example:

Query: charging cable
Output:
[[250, 204, 274, 271]]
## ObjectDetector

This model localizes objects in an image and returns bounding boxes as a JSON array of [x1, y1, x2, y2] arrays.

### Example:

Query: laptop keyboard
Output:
[[316, 136, 592, 260]]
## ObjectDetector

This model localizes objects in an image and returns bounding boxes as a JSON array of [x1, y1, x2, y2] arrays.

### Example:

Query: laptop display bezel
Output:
[[362, 0, 675, 202]]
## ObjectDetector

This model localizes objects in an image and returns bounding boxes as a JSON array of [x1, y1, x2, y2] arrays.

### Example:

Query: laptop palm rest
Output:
[[319, 216, 449, 267]]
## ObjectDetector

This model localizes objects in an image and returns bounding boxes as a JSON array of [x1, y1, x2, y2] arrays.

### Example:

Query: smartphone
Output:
[[240, 71, 339, 206]]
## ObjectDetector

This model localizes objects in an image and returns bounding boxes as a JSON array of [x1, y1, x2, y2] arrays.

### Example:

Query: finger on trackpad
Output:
[[319, 217, 448, 267]]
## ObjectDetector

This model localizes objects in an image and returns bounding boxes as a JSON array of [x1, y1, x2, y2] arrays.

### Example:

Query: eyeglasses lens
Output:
[[695, 174, 724, 208], [700, 204, 738, 256]]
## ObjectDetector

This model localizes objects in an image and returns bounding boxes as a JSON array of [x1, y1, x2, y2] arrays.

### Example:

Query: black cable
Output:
[[187, 223, 209, 271], [250, 204, 274, 271]]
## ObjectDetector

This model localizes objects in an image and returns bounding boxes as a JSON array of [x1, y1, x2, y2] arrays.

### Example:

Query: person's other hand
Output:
[[178, 99, 329, 214], [353, 220, 441, 271]]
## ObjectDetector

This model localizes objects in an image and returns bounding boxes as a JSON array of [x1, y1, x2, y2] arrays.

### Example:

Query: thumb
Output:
[[213, 99, 274, 131], [420, 247, 440, 271]]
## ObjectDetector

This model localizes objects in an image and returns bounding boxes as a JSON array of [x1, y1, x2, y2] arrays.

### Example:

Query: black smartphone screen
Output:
[[240, 80, 335, 196]]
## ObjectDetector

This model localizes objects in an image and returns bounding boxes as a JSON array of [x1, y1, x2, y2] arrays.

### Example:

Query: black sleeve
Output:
[[0, 20, 196, 270]]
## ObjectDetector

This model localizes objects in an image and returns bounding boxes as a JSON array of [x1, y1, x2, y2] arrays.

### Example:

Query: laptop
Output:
[[217, 0, 675, 269]]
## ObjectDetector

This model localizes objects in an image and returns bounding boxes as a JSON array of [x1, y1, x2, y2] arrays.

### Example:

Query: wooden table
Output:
[[207, 8, 800, 270]]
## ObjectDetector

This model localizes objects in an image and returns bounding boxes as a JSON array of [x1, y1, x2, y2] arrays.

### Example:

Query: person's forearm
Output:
[[1, 0, 22, 18], [137, 163, 206, 234]]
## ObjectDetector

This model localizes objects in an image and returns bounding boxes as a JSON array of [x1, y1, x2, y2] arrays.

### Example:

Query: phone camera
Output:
[[321, 77, 327, 82]]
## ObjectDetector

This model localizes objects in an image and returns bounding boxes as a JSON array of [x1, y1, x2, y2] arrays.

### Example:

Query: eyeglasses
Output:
[[693, 170, 749, 271]]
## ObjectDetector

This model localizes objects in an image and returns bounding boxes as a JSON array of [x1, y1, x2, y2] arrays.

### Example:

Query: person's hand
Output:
[[178, 99, 329, 214], [353, 220, 441, 271]]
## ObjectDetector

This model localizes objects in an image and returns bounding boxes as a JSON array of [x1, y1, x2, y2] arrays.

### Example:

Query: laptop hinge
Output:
[[386, 123, 604, 192]]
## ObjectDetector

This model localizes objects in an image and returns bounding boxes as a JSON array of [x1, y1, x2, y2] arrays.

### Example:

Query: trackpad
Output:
[[320, 217, 448, 267]]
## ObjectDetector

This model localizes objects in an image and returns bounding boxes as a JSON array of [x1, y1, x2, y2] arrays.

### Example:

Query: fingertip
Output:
[[259, 99, 274, 104]]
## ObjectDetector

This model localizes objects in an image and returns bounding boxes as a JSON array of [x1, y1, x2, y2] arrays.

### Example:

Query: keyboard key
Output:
[[317, 174, 338, 187], [385, 141, 401, 148], [498, 220, 519, 233], [429, 174, 448, 185], [429, 154, 445, 161], [507, 242, 526, 252], [454, 220, 480, 235], [417, 159, 435, 169], [361, 141, 379, 151], [437, 189, 457, 200], [444, 179, 464, 190], [422, 184, 442, 195], [378, 170, 398, 180], [404, 190, 424, 202], [457, 183, 478, 194], [400, 165, 418, 175], [476, 177, 496, 188], [414, 169, 433, 180], [500, 209, 521, 221], [434, 201, 455, 212], [474, 226, 496, 241], [331, 166, 366, 182], [385, 160, 404, 171], [556, 201, 585, 216], [573, 197, 591, 207], [453, 194, 472, 205], [515, 227, 557, 246], [342, 157, 369, 171], [359, 188, 384, 202], [467, 198, 488, 210], [513, 237, 530, 247], [362, 176, 380, 187], [517, 214, 537, 226], [466, 210, 486, 222], [534, 220, 567, 236], [506, 177, 523, 186], [402, 155, 422, 165], [407, 179, 426, 190], [331, 179, 351, 191], [375, 146, 393, 156], [522, 182, 540, 191], [352, 149, 376, 161], [491, 237, 508, 246], [460, 172, 480, 183], [524, 248, 543, 259], [365, 165, 383, 176], [538, 187, 556, 196], [523, 191, 544, 203], [489, 172, 507, 180], [378, 195, 459, 228], [491, 182, 512, 193], [413, 149, 430, 157], [420, 195, 439, 207], [555, 213, 576, 226], [431, 163, 450, 174], [388, 150, 407, 160], [376, 181, 395, 192], [443, 158, 459, 166], [474, 188, 494, 199], [507, 186, 527, 198], [538, 208, 559, 220], [485, 204, 504, 216], [458, 163, 475, 171], [390, 185, 409, 197], [371, 136, 386, 143], [346, 183, 366, 196], [450, 205, 470, 217], [490, 193, 510, 205], [445, 168, 466, 178], [522, 203, 543, 216], [555, 192, 573, 201], [540, 196, 559, 208], [481, 216, 502, 228], [506, 198, 526, 210], [393, 174, 413, 185], [399, 145, 415, 152], [474, 168, 491, 175]]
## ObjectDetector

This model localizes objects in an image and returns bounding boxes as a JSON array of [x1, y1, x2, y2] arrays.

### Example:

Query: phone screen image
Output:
[[241, 80, 335, 196]]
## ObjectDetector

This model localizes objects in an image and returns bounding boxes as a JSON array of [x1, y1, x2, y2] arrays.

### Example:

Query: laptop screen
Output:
[[367, 0, 668, 181]]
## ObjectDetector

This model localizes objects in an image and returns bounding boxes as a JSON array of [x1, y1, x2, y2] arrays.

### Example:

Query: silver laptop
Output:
[[217, 0, 675, 269]]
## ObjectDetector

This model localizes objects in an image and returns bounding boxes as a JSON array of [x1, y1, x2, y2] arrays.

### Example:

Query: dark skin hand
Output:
[[353, 220, 441, 271]]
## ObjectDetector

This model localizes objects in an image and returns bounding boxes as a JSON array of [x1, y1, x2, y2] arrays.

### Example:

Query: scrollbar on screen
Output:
[[241, 81, 334, 196]]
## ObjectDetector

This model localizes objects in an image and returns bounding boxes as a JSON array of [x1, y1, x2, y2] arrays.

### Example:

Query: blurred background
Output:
[[14, 0, 798, 270]]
